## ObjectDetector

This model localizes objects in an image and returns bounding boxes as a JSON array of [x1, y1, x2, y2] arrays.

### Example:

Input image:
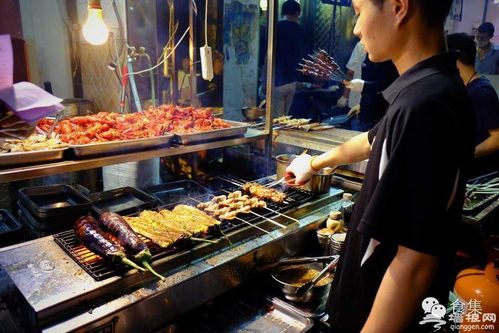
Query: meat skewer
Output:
[[241, 182, 287, 203], [74, 215, 146, 272], [99, 212, 165, 280]]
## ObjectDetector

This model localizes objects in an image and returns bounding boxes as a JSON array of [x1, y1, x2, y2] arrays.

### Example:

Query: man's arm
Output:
[[312, 131, 372, 170], [361, 246, 439, 333], [475, 128, 499, 158]]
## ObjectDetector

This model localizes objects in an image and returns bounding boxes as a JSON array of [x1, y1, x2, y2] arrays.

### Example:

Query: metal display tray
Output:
[[173, 120, 249, 144], [0, 148, 67, 167], [70, 133, 174, 157]]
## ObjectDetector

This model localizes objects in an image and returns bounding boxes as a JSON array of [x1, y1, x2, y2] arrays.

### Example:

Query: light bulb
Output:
[[259, 0, 268, 11], [82, 8, 109, 45]]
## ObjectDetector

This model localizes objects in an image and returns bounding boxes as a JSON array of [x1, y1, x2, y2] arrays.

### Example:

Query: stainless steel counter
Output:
[[0, 188, 344, 333]]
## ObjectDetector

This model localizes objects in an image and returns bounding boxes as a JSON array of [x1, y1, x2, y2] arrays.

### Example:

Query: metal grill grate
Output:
[[53, 178, 315, 281]]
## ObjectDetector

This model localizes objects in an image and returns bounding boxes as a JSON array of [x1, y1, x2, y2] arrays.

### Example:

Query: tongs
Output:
[[295, 255, 339, 297], [45, 112, 64, 137], [258, 255, 337, 272]]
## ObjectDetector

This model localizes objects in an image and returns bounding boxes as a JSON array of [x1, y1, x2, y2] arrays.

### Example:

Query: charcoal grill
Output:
[[0, 177, 344, 333]]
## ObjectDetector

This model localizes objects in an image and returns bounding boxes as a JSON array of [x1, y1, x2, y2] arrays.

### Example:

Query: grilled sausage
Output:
[[74, 215, 145, 272]]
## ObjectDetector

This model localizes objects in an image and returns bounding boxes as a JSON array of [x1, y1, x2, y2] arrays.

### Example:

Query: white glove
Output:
[[344, 79, 365, 93], [285, 154, 317, 185], [347, 104, 361, 118], [336, 96, 348, 108]]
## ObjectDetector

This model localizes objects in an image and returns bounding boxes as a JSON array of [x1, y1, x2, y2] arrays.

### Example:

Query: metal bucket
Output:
[[276, 154, 333, 194]]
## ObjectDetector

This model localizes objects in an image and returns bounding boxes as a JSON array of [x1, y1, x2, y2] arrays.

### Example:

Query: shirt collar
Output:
[[382, 52, 458, 105]]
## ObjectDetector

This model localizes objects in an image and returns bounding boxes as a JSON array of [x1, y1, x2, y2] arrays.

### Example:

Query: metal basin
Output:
[[272, 263, 333, 303], [276, 154, 333, 194]]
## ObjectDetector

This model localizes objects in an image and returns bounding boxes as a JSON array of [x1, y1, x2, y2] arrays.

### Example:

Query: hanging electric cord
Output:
[[124, 26, 190, 76], [156, 22, 179, 65], [57, 0, 80, 78], [204, 0, 208, 47], [112, 0, 126, 59]]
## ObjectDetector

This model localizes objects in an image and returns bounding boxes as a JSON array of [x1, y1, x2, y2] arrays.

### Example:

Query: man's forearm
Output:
[[312, 132, 371, 170], [361, 246, 439, 333], [475, 130, 499, 158]]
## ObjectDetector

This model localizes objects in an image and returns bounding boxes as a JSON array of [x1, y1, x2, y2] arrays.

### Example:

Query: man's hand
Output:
[[285, 153, 317, 185], [344, 79, 365, 93], [336, 96, 348, 108], [347, 104, 361, 118]]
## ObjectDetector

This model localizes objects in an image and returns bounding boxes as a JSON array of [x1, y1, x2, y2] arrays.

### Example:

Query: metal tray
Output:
[[146, 180, 211, 205], [90, 186, 158, 216], [173, 120, 249, 144], [70, 133, 174, 157], [18, 184, 91, 217], [0, 148, 67, 168], [0, 209, 23, 247]]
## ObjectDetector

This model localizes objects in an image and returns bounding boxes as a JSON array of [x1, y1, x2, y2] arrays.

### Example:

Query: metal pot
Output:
[[271, 263, 333, 303], [276, 154, 333, 194]]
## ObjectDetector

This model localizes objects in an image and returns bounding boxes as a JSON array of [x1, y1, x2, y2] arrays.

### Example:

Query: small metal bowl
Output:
[[272, 263, 334, 303], [242, 107, 264, 121]]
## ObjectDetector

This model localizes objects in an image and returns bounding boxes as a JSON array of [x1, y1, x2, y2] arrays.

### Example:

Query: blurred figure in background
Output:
[[337, 41, 366, 110], [448, 33, 499, 177], [178, 57, 191, 103], [272, 0, 304, 118], [475, 22, 499, 74]]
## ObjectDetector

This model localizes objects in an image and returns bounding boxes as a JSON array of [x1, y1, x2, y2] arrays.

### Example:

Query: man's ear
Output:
[[389, 0, 410, 27]]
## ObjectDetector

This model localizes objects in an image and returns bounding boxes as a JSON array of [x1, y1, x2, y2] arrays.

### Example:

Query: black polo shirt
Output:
[[327, 53, 475, 333]]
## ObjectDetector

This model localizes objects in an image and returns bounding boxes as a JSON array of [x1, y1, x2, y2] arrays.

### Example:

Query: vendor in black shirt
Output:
[[447, 33, 499, 178], [286, 0, 475, 332]]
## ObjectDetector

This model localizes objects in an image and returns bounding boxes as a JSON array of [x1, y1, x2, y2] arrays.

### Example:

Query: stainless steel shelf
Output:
[[0, 129, 268, 183]]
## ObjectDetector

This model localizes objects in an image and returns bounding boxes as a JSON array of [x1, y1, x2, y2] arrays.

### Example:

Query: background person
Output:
[[271, 0, 304, 118], [475, 22, 499, 74], [448, 33, 499, 177], [286, 0, 474, 331]]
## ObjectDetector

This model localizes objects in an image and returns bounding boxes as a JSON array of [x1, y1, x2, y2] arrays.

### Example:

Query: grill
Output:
[[53, 177, 316, 281]]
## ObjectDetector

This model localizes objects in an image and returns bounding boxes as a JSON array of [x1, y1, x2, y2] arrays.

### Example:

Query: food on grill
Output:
[[36, 105, 230, 145], [74, 215, 145, 272], [1, 134, 67, 153], [99, 212, 164, 280], [196, 191, 267, 220], [273, 116, 311, 127], [124, 205, 219, 248], [241, 182, 287, 203]]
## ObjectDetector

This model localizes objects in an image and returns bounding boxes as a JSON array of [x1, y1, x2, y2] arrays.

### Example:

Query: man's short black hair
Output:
[[282, 0, 301, 17], [478, 22, 495, 38], [371, 0, 452, 27], [447, 33, 476, 66]]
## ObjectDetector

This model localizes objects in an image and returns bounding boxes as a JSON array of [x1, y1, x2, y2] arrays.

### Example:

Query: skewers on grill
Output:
[[241, 182, 287, 203], [196, 191, 268, 221]]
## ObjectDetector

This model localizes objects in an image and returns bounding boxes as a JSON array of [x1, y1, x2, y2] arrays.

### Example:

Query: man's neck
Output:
[[283, 15, 298, 22], [392, 27, 446, 75], [479, 42, 492, 52], [460, 65, 477, 85]]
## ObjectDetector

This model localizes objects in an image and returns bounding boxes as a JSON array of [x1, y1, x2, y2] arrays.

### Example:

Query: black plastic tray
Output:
[[90, 187, 158, 216], [17, 201, 81, 232], [146, 180, 210, 205], [18, 184, 91, 218], [0, 209, 23, 247], [18, 208, 55, 238]]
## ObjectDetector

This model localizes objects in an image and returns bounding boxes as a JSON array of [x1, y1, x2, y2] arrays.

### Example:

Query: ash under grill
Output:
[[53, 178, 315, 281]]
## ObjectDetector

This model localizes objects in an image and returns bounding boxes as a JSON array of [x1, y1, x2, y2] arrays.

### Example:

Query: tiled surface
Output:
[[80, 42, 123, 112]]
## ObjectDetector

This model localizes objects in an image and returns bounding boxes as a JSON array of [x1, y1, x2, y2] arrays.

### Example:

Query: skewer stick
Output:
[[247, 211, 287, 229], [261, 206, 300, 223], [191, 237, 218, 244], [232, 216, 273, 235]]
